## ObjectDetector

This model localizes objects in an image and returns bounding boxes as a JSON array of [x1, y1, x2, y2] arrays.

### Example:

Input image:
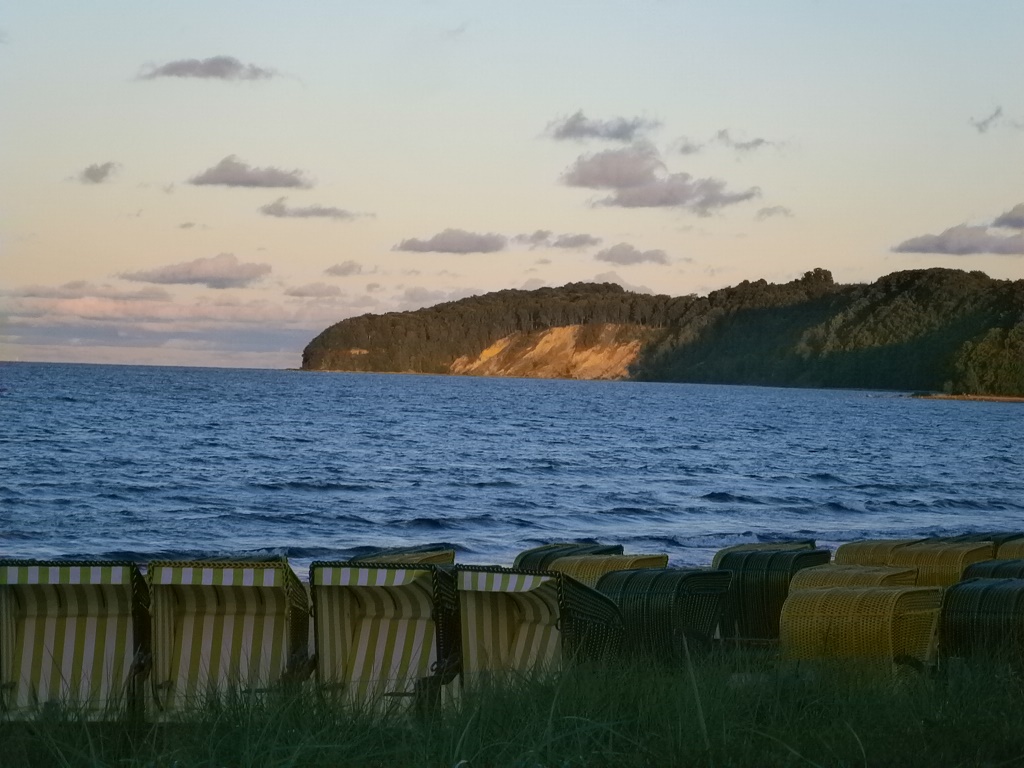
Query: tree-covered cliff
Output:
[[301, 268, 1024, 396]]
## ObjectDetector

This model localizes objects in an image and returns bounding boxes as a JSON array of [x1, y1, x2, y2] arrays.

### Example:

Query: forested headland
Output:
[[301, 268, 1024, 396]]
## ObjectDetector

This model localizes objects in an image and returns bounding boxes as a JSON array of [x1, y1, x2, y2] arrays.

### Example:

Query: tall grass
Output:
[[5, 651, 1024, 767]]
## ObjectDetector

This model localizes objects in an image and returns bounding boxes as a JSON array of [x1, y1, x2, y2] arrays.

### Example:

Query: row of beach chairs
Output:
[[5, 535, 1024, 718]]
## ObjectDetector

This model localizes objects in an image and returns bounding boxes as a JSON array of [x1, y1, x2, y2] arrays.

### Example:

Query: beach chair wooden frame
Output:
[[308, 562, 460, 710], [780, 586, 943, 674], [0, 560, 150, 719], [455, 565, 623, 683], [595, 568, 733, 663], [546, 554, 669, 589], [147, 560, 309, 716]]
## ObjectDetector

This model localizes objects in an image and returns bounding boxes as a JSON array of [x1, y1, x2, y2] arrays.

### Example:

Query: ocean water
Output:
[[2, 362, 1023, 577]]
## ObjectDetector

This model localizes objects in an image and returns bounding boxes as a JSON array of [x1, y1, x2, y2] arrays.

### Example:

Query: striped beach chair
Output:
[[546, 554, 669, 589], [455, 566, 623, 683], [0, 560, 149, 718], [147, 560, 309, 715], [308, 562, 460, 709]]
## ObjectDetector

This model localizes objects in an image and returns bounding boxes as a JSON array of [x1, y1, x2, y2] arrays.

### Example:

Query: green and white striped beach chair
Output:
[[455, 566, 624, 683], [308, 562, 460, 709], [0, 560, 150, 718], [147, 560, 309, 715]]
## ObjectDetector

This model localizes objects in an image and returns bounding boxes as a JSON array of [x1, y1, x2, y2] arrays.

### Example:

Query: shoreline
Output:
[[914, 393, 1024, 404]]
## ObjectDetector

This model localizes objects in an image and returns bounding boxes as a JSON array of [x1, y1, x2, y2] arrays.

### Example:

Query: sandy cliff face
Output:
[[449, 324, 645, 380]]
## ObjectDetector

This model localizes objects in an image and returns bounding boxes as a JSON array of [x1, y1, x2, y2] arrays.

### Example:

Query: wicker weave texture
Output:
[[789, 565, 918, 591], [513, 543, 623, 571], [547, 554, 668, 588], [995, 539, 1024, 560], [963, 559, 1024, 580], [889, 542, 995, 587], [595, 568, 732, 662], [352, 549, 456, 565], [833, 539, 922, 566], [941, 578, 1024, 658], [780, 586, 943, 668], [711, 541, 815, 570], [717, 549, 832, 639]]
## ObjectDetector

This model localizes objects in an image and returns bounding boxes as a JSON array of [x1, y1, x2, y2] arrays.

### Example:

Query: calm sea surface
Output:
[[2, 362, 1023, 577]]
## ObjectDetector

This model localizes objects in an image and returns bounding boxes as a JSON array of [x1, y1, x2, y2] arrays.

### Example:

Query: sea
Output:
[[2, 362, 1023, 579]]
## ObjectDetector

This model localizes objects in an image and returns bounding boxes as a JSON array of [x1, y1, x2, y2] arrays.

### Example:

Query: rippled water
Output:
[[2, 362, 1022, 576]]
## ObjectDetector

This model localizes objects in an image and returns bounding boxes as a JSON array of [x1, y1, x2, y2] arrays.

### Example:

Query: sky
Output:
[[2, 1, 1022, 369]]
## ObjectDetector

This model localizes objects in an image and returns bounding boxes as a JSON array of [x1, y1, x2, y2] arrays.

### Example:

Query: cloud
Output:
[[394, 228, 507, 253], [893, 224, 1024, 255], [178, 222, 196, 229], [10, 282, 171, 301], [325, 260, 363, 276], [547, 110, 660, 143], [594, 243, 669, 265], [993, 203, 1024, 229], [970, 107, 1003, 134], [756, 205, 794, 220], [188, 156, 311, 188], [561, 144, 663, 188], [676, 137, 705, 155], [120, 253, 272, 288], [597, 173, 761, 214], [716, 129, 779, 152], [521, 278, 548, 290], [393, 285, 481, 310], [284, 282, 341, 298], [140, 56, 277, 81], [366, 282, 383, 293], [79, 162, 118, 184], [259, 197, 357, 220], [511, 230, 602, 249], [592, 271, 653, 294]]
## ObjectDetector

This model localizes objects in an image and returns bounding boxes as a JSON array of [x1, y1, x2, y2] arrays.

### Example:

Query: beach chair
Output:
[[940, 578, 1024, 659], [546, 554, 669, 589], [513, 543, 623, 571], [0, 560, 150, 718], [351, 544, 456, 565], [780, 586, 943, 674], [710, 540, 816, 570], [964, 559, 1024, 580], [716, 549, 832, 639], [595, 568, 732, 663], [308, 562, 460, 709], [455, 566, 623, 682], [994, 539, 1024, 560], [946, 532, 1024, 554], [833, 539, 923, 566], [147, 560, 309, 716], [788, 564, 918, 591], [888, 541, 995, 587]]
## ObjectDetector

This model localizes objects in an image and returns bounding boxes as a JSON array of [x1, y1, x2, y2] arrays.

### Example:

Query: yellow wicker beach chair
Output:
[[780, 586, 943, 673], [711, 540, 815, 570], [147, 560, 309, 715], [308, 562, 460, 709], [546, 554, 669, 588], [455, 566, 623, 682], [833, 539, 923, 566], [888, 542, 995, 587], [788, 564, 919, 591], [0, 560, 149, 718], [995, 539, 1024, 560]]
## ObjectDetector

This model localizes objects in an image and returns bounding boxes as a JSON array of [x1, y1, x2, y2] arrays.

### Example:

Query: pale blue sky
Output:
[[2, 1, 1022, 367]]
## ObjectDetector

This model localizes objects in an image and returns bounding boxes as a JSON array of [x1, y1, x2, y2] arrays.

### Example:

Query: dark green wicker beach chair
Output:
[[711, 540, 816, 569], [717, 549, 832, 639], [940, 578, 1024, 659], [513, 542, 624, 570], [455, 565, 624, 681], [963, 559, 1024, 580], [595, 568, 733, 663]]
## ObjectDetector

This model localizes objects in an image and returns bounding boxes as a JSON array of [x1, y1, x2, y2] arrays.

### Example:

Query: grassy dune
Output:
[[5, 650, 1024, 767]]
